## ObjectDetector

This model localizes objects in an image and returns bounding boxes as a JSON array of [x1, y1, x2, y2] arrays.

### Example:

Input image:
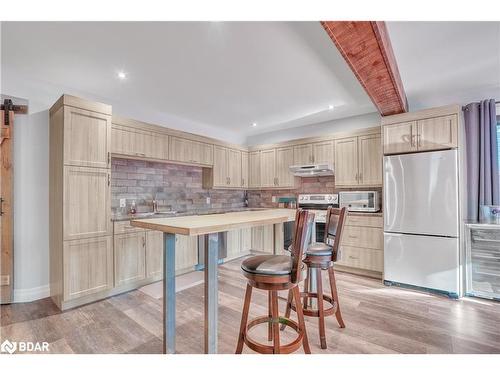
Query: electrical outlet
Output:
[[120, 198, 126, 208], [271, 196, 277, 203], [206, 197, 211, 204]]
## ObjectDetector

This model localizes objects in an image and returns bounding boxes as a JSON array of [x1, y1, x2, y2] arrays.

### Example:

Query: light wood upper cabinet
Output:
[[114, 231, 146, 287], [313, 140, 334, 164], [227, 148, 242, 188], [64, 106, 111, 168], [335, 135, 382, 187], [63, 236, 113, 301], [146, 231, 163, 280], [358, 134, 382, 186], [276, 147, 294, 187], [334, 137, 359, 186], [212, 146, 242, 188], [112, 125, 170, 161], [417, 115, 457, 151], [213, 146, 228, 187], [63, 166, 111, 240], [383, 121, 417, 155], [293, 144, 313, 165], [169, 136, 213, 166], [383, 115, 458, 155], [249, 151, 261, 188], [260, 149, 276, 188], [241, 152, 249, 188]]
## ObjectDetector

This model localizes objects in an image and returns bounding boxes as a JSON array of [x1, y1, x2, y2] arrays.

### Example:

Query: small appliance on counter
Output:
[[339, 191, 380, 212], [277, 196, 297, 209]]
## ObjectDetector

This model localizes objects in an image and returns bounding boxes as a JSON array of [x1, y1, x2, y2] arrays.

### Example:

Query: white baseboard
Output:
[[13, 284, 50, 303]]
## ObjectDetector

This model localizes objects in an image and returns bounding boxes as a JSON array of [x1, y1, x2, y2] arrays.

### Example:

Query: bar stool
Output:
[[282, 207, 347, 349], [235, 209, 315, 354]]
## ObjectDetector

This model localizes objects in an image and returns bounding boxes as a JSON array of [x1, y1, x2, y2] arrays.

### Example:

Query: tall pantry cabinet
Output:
[[49, 95, 113, 310]]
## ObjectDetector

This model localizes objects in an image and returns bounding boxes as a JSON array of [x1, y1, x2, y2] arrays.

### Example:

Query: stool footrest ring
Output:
[[290, 292, 338, 317], [243, 315, 304, 354]]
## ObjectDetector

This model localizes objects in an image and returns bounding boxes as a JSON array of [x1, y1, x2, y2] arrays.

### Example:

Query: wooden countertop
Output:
[[131, 208, 297, 236]]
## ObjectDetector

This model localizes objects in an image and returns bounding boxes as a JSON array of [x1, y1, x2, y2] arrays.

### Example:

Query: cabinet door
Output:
[[170, 137, 213, 166], [358, 134, 382, 186], [146, 231, 163, 280], [63, 166, 111, 240], [241, 152, 249, 188], [63, 106, 111, 168], [149, 133, 169, 160], [334, 137, 359, 186], [226, 229, 242, 258], [383, 121, 417, 155], [417, 115, 458, 151], [336, 245, 383, 272], [240, 227, 252, 252], [213, 146, 228, 187], [175, 235, 198, 271], [313, 140, 334, 164], [227, 148, 242, 188], [197, 142, 214, 166], [63, 236, 113, 301], [169, 137, 190, 163], [276, 147, 294, 187], [251, 225, 274, 253], [111, 125, 134, 156], [249, 151, 261, 188], [114, 231, 146, 287], [260, 149, 276, 188], [293, 144, 313, 165]]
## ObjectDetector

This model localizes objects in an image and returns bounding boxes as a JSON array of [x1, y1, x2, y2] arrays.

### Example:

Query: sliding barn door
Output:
[[0, 109, 14, 303]]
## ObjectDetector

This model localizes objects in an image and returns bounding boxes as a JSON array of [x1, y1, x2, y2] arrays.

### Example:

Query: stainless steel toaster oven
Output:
[[339, 191, 380, 212]]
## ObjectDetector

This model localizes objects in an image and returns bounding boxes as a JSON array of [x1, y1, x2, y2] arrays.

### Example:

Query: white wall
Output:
[[245, 112, 381, 146]]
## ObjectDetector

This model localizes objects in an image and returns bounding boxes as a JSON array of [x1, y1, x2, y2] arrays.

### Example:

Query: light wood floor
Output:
[[2, 257, 500, 354]]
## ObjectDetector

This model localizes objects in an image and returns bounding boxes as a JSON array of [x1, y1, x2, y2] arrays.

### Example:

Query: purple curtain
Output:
[[464, 99, 499, 221]]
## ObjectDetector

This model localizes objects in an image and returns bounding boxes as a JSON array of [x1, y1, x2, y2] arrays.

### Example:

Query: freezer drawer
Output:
[[384, 150, 459, 237], [384, 232, 459, 295]]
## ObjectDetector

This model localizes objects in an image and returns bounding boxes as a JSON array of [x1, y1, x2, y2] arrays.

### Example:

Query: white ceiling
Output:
[[1, 22, 376, 140], [387, 21, 500, 110]]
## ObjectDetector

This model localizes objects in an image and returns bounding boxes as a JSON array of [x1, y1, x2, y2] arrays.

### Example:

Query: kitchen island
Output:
[[131, 208, 297, 354]]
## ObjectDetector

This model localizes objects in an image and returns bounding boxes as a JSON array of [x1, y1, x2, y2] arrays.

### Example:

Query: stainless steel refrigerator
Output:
[[383, 149, 460, 297]]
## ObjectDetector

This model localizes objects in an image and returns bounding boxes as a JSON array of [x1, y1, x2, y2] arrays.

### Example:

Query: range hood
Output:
[[289, 163, 334, 177]]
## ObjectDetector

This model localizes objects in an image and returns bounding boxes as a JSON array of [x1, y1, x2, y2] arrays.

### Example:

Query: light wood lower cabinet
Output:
[[175, 235, 198, 271], [114, 231, 146, 287], [145, 231, 163, 279], [251, 224, 274, 253], [337, 215, 383, 276], [63, 236, 113, 301]]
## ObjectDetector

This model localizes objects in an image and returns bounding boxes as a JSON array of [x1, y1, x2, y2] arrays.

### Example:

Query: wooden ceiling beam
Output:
[[321, 21, 408, 116]]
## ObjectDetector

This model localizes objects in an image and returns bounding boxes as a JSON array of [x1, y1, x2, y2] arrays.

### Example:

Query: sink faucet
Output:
[[152, 193, 159, 213]]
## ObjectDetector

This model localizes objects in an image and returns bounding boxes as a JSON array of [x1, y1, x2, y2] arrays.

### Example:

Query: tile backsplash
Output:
[[247, 176, 382, 208], [111, 158, 246, 214]]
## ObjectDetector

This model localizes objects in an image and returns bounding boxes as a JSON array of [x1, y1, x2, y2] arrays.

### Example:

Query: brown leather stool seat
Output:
[[241, 255, 294, 275]]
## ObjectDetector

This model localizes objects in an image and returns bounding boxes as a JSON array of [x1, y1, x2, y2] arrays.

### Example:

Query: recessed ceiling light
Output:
[[117, 71, 127, 80], [328, 104, 334, 110], [252, 123, 257, 127]]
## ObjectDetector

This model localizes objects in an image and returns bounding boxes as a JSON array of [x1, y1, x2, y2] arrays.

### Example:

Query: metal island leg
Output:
[[204, 232, 219, 354], [163, 232, 176, 354]]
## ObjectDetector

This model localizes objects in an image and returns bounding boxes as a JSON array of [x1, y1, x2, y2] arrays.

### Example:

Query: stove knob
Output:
[[327, 195, 333, 201]]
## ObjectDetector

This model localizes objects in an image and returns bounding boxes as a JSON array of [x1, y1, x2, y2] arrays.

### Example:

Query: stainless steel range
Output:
[[298, 194, 339, 242]]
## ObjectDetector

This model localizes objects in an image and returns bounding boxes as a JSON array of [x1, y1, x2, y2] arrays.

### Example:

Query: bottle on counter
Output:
[[129, 200, 137, 215]]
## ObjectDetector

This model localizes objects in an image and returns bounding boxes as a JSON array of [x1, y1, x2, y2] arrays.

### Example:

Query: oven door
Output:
[[314, 221, 325, 243]]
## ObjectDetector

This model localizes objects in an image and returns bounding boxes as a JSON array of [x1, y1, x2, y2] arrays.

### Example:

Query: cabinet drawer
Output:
[[114, 221, 146, 235], [337, 245, 383, 272], [341, 226, 383, 250], [346, 215, 383, 228]]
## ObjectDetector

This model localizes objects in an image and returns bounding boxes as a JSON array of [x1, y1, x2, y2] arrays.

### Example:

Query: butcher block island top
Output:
[[130, 208, 297, 235]]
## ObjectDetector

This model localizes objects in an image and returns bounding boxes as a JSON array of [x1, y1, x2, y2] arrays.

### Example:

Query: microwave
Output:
[[339, 191, 380, 212]]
